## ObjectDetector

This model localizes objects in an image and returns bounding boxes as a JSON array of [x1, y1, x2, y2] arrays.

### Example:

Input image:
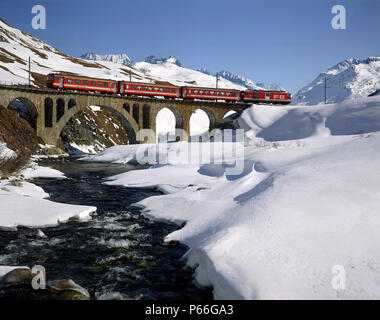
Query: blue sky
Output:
[[1, 0, 379, 93]]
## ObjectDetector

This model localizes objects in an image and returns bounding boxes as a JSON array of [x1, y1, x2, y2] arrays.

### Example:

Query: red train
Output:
[[46, 73, 291, 104]]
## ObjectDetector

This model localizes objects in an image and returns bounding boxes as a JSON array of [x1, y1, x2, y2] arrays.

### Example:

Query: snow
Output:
[[0, 179, 96, 229], [80, 52, 132, 65], [155, 108, 210, 141], [0, 19, 269, 92], [190, 109, 210, 136], [0, 142, 16, 163], [20, 163, 66, 179], [89, 105, 101, 112], [133, 59, 247, 89], [0, 266, 29, 280], [294, 56, 380, 105], [85, 95, 380, 299], [0, 163, 96, 229]]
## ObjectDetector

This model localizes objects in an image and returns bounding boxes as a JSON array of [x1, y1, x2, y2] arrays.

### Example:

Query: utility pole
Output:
[[324, 76, 327, 104], [129, 69, 131, 82], [28, 56, 31, 86], [216, 72, 219, 89]]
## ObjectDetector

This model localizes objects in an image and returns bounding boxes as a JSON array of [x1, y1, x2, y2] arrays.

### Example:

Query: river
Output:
[[0, 156, 212, 300]]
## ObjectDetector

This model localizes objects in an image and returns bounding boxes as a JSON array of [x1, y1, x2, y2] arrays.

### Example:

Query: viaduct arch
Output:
[[0, 85, 250, 146]]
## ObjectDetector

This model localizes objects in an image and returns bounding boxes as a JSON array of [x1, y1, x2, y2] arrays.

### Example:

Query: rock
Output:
[[168, 240, 180, 246], [36, 229, 47, 238], [47, 279, 90, 300], [196, 187, 209, 191], [1, 268, 33, 288]]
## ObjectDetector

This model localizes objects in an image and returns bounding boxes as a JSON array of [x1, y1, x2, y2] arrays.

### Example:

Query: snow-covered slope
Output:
[[0, 19, 153, 86], [132, 57, 247, 89], [0, 17, 287, 93], [294, 56, 380, 105], [85, 95, 380, 299], [0, 18, 254, 92]]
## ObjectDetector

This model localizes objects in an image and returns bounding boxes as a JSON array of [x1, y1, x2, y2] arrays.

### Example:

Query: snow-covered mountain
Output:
[[0, 19, 157, 86], [294, 56, 380, 105], [80, 52, 132, 65], [199, 69, 286, 91], [143, 55, 182, 67], [0, 19, 256, 91], [82, 52, 284, 91]]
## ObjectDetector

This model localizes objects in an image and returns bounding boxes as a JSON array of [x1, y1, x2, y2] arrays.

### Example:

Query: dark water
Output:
[[0, 157, 212, 300]]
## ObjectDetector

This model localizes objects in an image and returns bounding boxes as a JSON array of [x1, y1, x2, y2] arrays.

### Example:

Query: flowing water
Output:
[[0, 157, 212, 300]]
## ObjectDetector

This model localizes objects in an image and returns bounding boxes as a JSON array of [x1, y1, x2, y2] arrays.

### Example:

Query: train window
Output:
[[55, 76, 59, 81], [205, 91, 209, 94], [154, 87, 159, 91], [91, 81, 96, 86], [231, 92, 236, 97], [165, 88, 170, 92], [194, 90, 198, 94], [159, 88, 164, 92], [67, 79, 73, 83], [103, 82, 108, 87], [148, 87, 153, 91], [75, 79, 81, 84], [137, 86, 142, 90], [226, 92, 231, 96], [111, 83, 113, 88], [143, 86, 147, 90], [97, 82, 102, 86], [221, 91, 225, 96], [210, 91, 214, 95], [125, 85, 129, 89], [171, 88, 176, 92], [216, 91, 219, 95], [199, 90, 203, 94], [132, 85, 136, 90], [83, 80, 88, 85]]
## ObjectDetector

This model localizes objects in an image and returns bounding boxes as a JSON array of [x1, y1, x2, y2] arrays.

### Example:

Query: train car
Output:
[[241, 90, 291, 104], [182, 86, 241, 102], [46, 73, 117, 93], [119, 81, 181, 98]]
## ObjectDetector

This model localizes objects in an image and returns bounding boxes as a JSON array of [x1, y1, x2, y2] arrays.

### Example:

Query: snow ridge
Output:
[[80, 52, 132, 65]]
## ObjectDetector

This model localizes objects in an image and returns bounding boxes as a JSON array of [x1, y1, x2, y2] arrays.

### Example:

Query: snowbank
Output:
[[20, 163, 66, 180], [85, 96, 380, 299], [0, 166, 96, 229]]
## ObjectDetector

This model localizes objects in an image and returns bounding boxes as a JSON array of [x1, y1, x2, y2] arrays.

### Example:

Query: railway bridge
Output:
[[0, 85, 250, 145]]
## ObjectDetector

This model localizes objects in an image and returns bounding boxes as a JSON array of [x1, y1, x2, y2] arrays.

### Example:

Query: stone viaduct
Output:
[[0, 85, 250, 145]]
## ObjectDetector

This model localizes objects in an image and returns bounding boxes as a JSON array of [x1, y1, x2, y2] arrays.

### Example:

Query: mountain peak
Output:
[[143, 55, 182, 66], [80, 52, 132, 65]]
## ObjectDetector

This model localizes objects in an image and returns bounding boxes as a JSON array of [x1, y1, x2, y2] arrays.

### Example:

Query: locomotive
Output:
[[46, 73, 291, 104]]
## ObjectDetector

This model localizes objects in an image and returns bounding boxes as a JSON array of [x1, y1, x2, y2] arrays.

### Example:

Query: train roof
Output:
[[119, 80, 178, 87], [47, 73, 117, 82], [245, 89, 289, 93], [182, 85, 241, 92]]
